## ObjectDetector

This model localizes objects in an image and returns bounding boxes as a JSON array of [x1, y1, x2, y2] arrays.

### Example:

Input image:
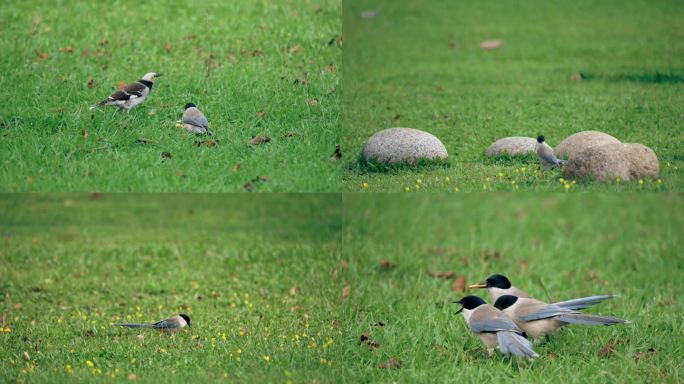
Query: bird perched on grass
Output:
[[90, 72, 162, 112], [113, 314, 190, 333], [536, 135, 567, 168], [469, 274, 615, 310], [494, 295, 629, 341], [182, 103, 213, 135], [454, 296, 539, 360]]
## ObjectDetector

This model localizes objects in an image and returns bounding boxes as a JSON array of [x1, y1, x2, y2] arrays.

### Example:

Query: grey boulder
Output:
[[555, 131, 621, 160], [564, 143, 659, 182], [485, 136, 537, 157], [361, 128, 448, 165]]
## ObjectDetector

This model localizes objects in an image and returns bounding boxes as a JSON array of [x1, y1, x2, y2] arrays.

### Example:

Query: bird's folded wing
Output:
[[109, 82, 146, 101], [517, 303, 577, 321], [152, 319, 175, 329], [470, 306, 521, 333], [183, 110, 209, 128]]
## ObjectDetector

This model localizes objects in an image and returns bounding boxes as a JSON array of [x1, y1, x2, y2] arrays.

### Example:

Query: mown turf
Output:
[[343, 0, 684, 192], [0, 0, 341, 192], [339, 193, 683, 382], [0, 194, 344, 383]]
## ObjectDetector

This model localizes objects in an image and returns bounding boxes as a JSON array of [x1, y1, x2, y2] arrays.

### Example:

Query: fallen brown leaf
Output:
[[34, 50, 49, 60], [90, 192, 102, 200], [256, 111, 265, 119], [306, 98, 318, 106], [81, 129, 89, 140], [81, 49, 92, 57], [163, 42, 172, 52], [289, 287, 297, 297], [230, 163, 241, 173], [327, 63, 337, 73], [59, 46, 74, 53], [250, 135, 271, 145], [340, 260, 349, 270], [570, 72, 583, 81], [598, 338, 625, 358], [287, 45, 303, 54], [183, 34, 196, 40], [341, 285, 351, 301], [87, 78, 96, 88], [127, 373, 137, 381], [227, 53, 238, 64], [434, 343, 446, 354], [326, 87, 337, 95], [427, 270, 455, 279], [633, 348, 656, 364], [99, 39, 108, 46], [379, 260, 395, 270], [22, 352, 30, 361], [282, 130, 295, 138], [378, 358, 401, 369], [251, 49, 264, 57], [480, 39, 502, 50], [519, 259, 529, 273], [13, 303, 22, 309], [451, 275, 466, 292]]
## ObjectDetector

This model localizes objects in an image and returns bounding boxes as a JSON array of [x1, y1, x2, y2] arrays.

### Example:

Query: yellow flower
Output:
[[3, 327, 10, 333], [453, 187, 459, 192], [558, 178, 565, 183], [362, 182, 368, 189], [444, 176, 450, 182], [615, 177, 621, 183], [263, 355, 271, 362], [86, 360, 94, 368], [497, 172, 504, 177], [237, 348, 242, 354], [416, 179, 422, 184], [564, 183, 570, 191], [657, 179, 662, 184], [404, 187, 410, 192], [638, 179, 644, 185]]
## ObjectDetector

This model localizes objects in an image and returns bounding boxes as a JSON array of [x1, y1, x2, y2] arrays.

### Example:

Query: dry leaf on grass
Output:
[[306, 98, 318, 106], [378, 358, 402, 369], [230, 163, 241, 173], [250, 135, 271, 145], [163, 42, 172, 52], [34, 50, 49, 60], [379, 260, 395, 270], [59, 46, 74, 53], [87, 78, 96, 88], [340, 260, 349, 270], [81, 129, 89, 139], [427, 270, 455, 279], [598, 338, 625, 358], [480, 39, 502, 50], [341, 285, 351, 300], [282, 130, 295, 138], [255, 111, 265, 119], [451, 275, 466, 292], [287, 45, 303, 54]]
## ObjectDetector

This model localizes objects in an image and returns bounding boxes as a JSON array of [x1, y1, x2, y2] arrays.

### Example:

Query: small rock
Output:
[[485, 136, 537, 157], [480, 40, 502, 50], [361, 127, 448, 165], [564, 143, 659, 182], [555, 131, 621, 160]]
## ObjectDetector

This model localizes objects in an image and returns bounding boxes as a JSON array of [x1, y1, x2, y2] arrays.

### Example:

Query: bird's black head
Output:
[[452, 295, 487, 314], [179, 313, 191, 327], [537, 135, 545, 143], [494, 295, 519, 310], [184, 103, 196, 110], [486, 274, 512, 289]]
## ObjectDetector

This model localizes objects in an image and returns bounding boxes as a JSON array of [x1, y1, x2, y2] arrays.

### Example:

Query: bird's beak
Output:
[[468, 283, 487, 289], [452, 300, 464, 315]]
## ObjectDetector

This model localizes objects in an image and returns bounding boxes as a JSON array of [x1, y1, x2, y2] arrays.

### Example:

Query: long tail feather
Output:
[[497, 331, 539, 360], [553, 295, 615, 310], [113, 322, 153, 328], [556, 313, 629, 326]]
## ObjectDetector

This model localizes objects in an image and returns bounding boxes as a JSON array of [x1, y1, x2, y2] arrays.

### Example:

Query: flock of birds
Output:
[[112, 273, 629, 362], [455, 274, 629, 360], [89, 72, 213, 135]]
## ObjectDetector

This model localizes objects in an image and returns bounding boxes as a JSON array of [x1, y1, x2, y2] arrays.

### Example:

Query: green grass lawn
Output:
[[339, 193, 683, 382], [0, 0, 341, 192], [0, 194, 345, 382], [343, 0, 684, 192]]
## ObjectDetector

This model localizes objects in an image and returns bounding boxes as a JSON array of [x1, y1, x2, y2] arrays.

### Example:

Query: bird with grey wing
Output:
[[454, 296, 539, 360], [536, 135, 567, 168], [113, 314, 190, 333], [469, 274, 615, 310], [494, 295, 630, 341], [182, 103, 213, 135], [90, 72, 162, 112]]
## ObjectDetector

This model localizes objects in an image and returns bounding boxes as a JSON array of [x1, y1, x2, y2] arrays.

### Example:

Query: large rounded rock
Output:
[[555, 131, 621, 160], [361, 128, 448, 165], [564, 143, 659, 182], [485, 136, 537, 157]]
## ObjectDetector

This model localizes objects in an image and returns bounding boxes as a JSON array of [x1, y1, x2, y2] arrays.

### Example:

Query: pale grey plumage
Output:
[[536, 136, 567, 167], [552, 294, 615, 310], [459, 299, 539, 360], [113, 314, 189, 333], [183, 104, 213, 135], [496, 296, 629, 340]]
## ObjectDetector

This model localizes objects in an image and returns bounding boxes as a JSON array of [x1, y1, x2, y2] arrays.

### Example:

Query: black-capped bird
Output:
[[182, 103, 213, 135], [469, 274, 615, 310], [536, 135, 567, 168], [90, 72, 162, 112], [494, 295, 629, 341], [454, 296, 539, 360], [113, 314, 190, 333]]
